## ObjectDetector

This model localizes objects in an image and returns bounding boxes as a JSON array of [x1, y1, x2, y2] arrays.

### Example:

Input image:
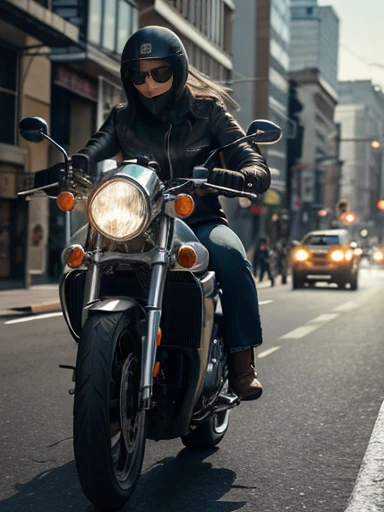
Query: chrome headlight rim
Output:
[[88, 176, 151, 242]]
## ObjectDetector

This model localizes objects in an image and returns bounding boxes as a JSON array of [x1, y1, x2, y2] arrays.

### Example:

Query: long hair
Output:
[[186, 66, 239, 110]]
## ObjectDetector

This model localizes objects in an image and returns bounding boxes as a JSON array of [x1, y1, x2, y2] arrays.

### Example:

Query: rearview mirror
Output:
[[19, 116, 49, 143], [246, 119, 283, 144]]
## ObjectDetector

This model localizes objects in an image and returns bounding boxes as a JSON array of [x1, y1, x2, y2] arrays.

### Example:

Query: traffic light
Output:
[[340, 212, 357, 224], [337, 199, 349, 215], [377, 199, 384, 211]]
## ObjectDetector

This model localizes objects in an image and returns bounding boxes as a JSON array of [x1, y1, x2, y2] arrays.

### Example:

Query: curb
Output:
[[344, 400, 384, 511], [0, 301, 62, 318]]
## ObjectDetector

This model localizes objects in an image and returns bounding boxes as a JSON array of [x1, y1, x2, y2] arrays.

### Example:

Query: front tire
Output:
[[292, 273, 305, 290], [181, 410, 230, 450], [74, 310, 146, 510], [350, 272, 358, 291]]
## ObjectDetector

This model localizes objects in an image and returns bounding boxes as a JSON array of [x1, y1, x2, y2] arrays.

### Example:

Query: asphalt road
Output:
[[1, 265, 384, 512]]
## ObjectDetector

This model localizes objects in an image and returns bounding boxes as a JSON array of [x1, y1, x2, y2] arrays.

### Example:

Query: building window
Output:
[[0, 46, 17, 145], [102, 0, 117, 51], [88, 0, 138, 54]]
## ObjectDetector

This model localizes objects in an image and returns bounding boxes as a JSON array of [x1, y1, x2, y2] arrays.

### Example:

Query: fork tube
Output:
[[81, 232, 102, 326], [141, 216, 171, 409]]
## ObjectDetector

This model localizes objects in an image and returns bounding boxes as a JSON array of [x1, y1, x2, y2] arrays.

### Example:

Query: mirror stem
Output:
[[41, 132, 69, 167]]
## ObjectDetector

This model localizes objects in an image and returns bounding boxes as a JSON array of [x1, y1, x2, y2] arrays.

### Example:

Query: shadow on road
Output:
[[0, 448, 246, 512]]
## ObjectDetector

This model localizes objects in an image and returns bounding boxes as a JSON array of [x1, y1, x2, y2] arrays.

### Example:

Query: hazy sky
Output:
[[318, 0, 384, 88]]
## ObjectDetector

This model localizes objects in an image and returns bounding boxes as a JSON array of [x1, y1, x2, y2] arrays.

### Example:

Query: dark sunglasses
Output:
[[130, 66, 173, 86]]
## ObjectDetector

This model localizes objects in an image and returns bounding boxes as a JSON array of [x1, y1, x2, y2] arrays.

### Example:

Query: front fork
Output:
[[140, 216, 171, 410]]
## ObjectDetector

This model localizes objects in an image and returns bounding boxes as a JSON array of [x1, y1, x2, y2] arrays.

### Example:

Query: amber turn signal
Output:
[[63, 245, 85, 268], [153, 328, 162, 377], [57, 191, 76, 211], [177, 245, 197, 269], [174, 194, 195, 218]]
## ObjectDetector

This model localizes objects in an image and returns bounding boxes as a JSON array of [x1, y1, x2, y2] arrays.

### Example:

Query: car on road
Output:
[[371, 246, 384, 267], [291, 229, 360, 290]]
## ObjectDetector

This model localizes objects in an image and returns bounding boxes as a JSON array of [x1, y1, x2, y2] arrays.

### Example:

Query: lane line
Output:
[[333, 301, 359, 312], [258, 346, 280, 358], [280, 313, 339, 339], [280, 325, 321, 339], [344, 400, 384, 511], [308, 313, 339, 324], [259, 300, 274, 306], [5, 312, 63, 325]]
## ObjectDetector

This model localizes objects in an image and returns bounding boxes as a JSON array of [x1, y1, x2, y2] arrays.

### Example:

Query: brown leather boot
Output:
[[228, 348, 263, 401]]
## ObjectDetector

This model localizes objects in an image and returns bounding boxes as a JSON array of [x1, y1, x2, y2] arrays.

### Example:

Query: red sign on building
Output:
[[55, 65, 98, 101]]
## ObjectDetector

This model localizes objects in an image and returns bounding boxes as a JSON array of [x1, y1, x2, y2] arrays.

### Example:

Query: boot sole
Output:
[[239, 388, 263, 401]]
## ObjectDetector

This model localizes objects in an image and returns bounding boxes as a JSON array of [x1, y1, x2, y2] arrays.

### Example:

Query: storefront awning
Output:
[[0, 0, 81, 48]]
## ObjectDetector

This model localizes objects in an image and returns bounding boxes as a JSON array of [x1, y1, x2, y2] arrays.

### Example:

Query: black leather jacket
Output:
[[73, 90, 271, 228]]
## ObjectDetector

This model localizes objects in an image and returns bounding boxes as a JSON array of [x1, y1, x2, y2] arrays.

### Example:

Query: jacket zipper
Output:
[[165, 124, 173, 179]]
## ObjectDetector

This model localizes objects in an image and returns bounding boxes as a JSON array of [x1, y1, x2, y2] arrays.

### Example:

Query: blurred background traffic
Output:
[[1, 0, 384, 290]]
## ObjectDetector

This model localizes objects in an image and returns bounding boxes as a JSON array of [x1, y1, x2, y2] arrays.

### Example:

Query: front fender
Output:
[[88, 297, 145, 316]]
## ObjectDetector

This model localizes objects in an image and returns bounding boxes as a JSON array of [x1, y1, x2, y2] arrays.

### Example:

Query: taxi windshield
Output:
[[303, 235, 340, 246]]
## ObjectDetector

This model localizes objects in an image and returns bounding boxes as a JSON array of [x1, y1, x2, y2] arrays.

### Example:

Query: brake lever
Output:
[[201, 182, 258, 200]]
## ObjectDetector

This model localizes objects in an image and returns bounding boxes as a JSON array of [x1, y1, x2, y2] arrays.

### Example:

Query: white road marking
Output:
[[259, 300, 273, 306], [279, 325, 321, 339], [5, 312, 63, 325], [333, 301, 359, 312], [280, 313, 339, 339], [307, 313, 339, 324], [344, 400, 384, 511], [258, 346, 280, 358]]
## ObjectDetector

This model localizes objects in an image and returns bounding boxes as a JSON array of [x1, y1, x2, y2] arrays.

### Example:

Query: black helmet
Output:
[[120, 26, 189, 116]]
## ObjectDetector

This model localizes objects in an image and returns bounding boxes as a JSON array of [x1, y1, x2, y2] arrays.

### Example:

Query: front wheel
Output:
[[292, 273, 305, 290], [74, 310, 146, 510], [350, 272, 358, 291], [181, 410, 231, 450]]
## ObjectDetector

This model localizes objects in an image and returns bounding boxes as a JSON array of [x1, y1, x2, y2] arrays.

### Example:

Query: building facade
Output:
[[0, 0, 139, 288], [287, 0, 340, 239], [140, 0, 234, 82], [336, 81, 384, 238], [229, 0, 290, 249]]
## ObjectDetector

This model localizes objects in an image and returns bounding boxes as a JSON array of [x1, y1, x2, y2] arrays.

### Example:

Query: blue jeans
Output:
[[193, 222, 263, 352]]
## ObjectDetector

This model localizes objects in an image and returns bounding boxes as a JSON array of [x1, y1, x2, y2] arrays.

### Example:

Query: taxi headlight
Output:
[[295, 249, 309, 262], [88, 178, 149, 241], [331, 250, 345, 262], [373, 251, 384, 262]]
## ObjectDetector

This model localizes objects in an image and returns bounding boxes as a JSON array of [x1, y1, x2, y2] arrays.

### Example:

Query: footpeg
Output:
[[213, 393, 240, 413]]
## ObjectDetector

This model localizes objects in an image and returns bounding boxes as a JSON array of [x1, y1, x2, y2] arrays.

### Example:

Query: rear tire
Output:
[[74, 310, 146, 510], [181, 410, 230, 450]]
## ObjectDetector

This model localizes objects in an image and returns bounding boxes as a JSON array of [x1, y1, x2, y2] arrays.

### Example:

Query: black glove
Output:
[[71, 153, 90, 174], [208, 168, 245, 191]]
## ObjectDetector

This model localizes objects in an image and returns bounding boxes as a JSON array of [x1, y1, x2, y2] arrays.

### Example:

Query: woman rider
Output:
[[72, 26, 272, 401]]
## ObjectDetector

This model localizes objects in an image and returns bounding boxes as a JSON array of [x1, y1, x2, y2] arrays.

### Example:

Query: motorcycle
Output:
[[18, 115, 282, 510]]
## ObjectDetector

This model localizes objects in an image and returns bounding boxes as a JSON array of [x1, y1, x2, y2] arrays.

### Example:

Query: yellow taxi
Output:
[[291, 229, 360, 290]]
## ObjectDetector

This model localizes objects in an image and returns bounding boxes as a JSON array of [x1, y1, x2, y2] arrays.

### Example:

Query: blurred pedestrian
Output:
[[253, 237, 274, 286]]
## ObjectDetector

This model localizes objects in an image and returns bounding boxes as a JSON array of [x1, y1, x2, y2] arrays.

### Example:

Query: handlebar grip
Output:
[[193, 166, 209, 180]]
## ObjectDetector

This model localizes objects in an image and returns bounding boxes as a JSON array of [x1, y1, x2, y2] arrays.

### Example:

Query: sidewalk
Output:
[[0, 284, 60, 317], [0, 274, 290, 317]]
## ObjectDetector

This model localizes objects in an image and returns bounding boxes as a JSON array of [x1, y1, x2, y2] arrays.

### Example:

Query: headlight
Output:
[[88, 178, 149, 241], [373, 251, 384, 262], [295, 249, 309, 262], [331, 250, 345, 262]]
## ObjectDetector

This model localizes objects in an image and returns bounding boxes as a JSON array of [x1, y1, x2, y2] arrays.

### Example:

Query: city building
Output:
[[0, 0, 139, 288], [228, 0, 290, 249], [140, 1, 234, 82], [287, 0, 340, 239], [336, 81, 384, 239]]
